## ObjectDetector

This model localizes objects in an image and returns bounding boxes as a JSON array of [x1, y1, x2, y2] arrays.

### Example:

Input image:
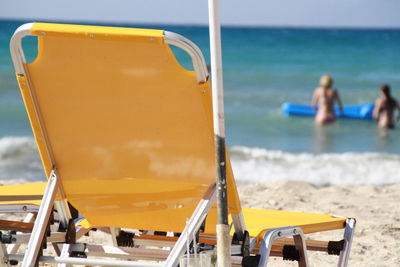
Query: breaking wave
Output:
[[1, 136, 399, 185], [229, 146, 400, 186], [0, 136, 44, 182]]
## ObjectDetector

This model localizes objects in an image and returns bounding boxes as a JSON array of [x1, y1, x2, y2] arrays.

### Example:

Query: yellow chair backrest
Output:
[[15, 23, 241, 233]]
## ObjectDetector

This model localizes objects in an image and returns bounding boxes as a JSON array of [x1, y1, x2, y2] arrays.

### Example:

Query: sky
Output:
[[0, 0, 400, 28]]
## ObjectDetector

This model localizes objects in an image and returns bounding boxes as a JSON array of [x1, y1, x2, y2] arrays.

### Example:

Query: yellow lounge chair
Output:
[[1, 22, 355, 266]]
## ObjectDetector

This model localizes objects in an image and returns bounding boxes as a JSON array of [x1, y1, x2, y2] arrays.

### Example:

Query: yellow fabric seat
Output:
[[0, 182, 46, 206], [242, 208, 345, 242], [0, 183, 345, 237]]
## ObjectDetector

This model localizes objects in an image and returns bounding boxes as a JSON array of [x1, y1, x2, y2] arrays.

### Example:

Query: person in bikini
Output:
[[311, 75, 343, 125], [373, 84, 400, 129]]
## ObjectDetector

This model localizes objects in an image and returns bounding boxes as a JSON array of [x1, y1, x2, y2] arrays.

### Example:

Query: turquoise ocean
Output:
[[1, 20, 400, 185]]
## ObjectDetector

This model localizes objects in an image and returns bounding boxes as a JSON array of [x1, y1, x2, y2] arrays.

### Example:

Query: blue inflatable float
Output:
[[282, 102, 375, 120]]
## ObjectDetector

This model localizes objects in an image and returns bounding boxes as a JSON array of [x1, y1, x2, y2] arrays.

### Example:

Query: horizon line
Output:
[[1, 17, 400, 31]]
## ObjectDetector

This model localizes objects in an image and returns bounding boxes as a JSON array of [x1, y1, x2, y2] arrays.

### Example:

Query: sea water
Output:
[[1, 20, 400, 184]]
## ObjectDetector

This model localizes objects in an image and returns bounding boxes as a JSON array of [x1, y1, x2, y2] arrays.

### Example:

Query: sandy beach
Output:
[[239, 181, 400, 266], [1, 180, 399, 266]]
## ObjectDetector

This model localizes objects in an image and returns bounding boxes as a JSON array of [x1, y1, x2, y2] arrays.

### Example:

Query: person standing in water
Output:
[[311, 75, 343, 125], [373, 84, 400, 129]]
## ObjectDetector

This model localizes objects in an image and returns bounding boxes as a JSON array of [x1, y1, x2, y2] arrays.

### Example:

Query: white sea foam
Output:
[[0, 136, 44, 181], [229, 146, 400, 186], [1, 136, 399, 185]]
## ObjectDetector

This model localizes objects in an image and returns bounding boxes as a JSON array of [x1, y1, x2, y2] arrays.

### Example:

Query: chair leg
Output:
[[52, 243, 61, 256], [54, 200, 72, 229], [110, 227, 121, 247], [337, 218, 356, 267], [293, 231, 308, 267], [164, 183, 216, 267], [6, 213, 36, 255], [57, 244, 72, 267], [258, 226, 309, 267], [232, 212, 246, 240], [21, 170, 59, 267], [0, 243, 10, 267]]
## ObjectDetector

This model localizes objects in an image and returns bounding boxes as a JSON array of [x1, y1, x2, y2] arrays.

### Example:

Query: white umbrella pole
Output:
[[208, 0, 231, 266]]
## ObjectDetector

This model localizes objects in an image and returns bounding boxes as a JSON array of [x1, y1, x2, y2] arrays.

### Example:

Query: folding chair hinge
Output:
[[7, 259, 19, 266], [9, 259, 19, 266], [196, 219, 206, 242], [68, 243, 87, 258], [68, 202, 79, 220], [197, 243, 215, 253], [40, 205, 55, 250], [65, 219, 77, 244], [282, 245, 300, 261], [0, 231, 16, 244], [231, 230, 250, 257], [1, 252, 19, 266], [328, 239, 345, 255], [181, 217, 208, 254], [241, 255, 260, 267], [116, 230, 134, 247]]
